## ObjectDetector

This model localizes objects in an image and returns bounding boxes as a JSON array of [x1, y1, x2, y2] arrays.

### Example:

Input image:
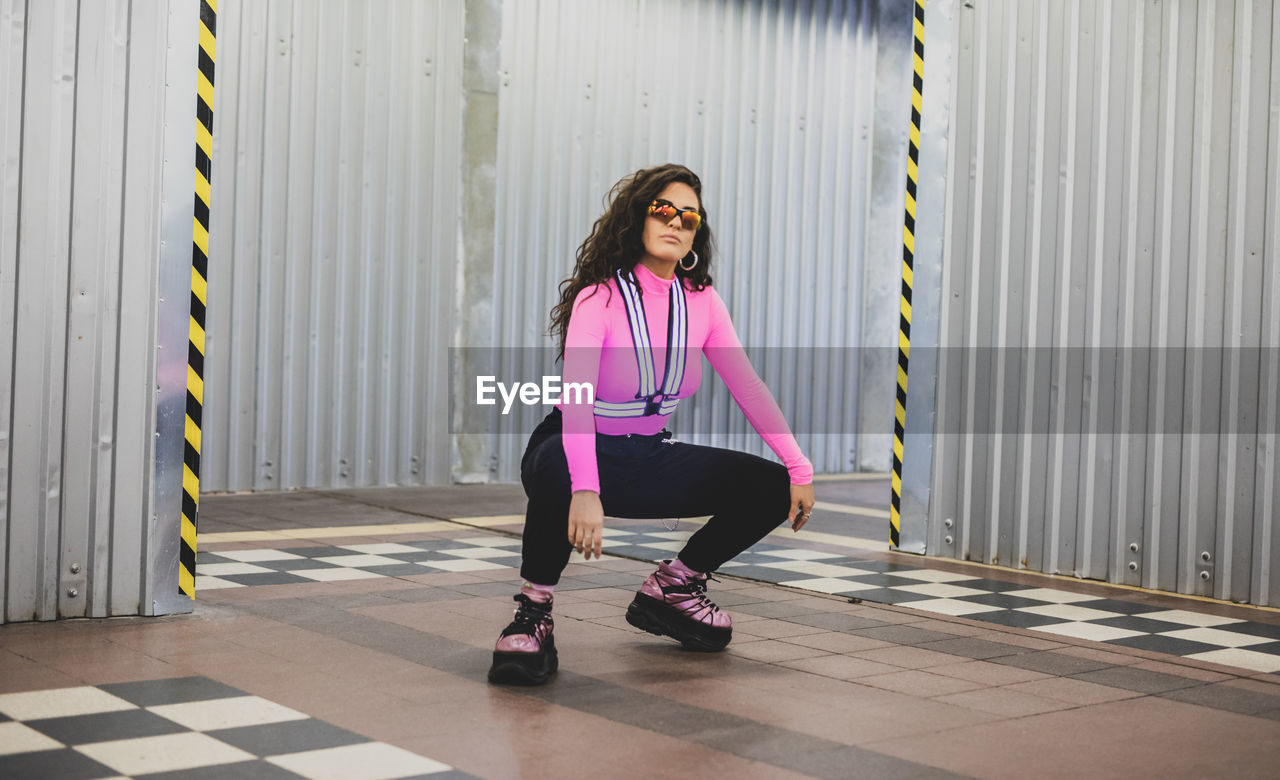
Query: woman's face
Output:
[[641, 181, 700, 265]]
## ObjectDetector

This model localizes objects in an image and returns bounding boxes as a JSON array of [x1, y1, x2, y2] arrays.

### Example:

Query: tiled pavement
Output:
[[4, 480, 1280, 778], [0, 677, 469, 779], [197, 523, 1280, 675]]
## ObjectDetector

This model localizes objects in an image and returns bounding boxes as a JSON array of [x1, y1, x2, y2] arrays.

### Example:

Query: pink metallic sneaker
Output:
[[626, 559, 732, 651], [488, 593, 557, 685]]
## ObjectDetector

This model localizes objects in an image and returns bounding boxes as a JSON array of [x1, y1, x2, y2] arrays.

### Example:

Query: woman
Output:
[[488, 164, 815, 686]]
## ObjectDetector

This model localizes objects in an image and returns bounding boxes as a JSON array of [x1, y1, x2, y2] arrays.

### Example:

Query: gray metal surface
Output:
[[200, 0, 465, 491], [151, 0, 200, 618], [911, 0, 1280, 605], [481, 0, 914, 483], [1, 0, 175, 622]]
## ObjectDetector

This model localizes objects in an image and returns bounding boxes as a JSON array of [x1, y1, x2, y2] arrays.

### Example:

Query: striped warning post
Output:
[[182, 0, 216, 599], [891, 0, 924, 550]]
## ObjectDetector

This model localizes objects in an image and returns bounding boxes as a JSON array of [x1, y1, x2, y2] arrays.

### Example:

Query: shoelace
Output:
[[504, 594, 552, 636], [666, 572, 722, 618]]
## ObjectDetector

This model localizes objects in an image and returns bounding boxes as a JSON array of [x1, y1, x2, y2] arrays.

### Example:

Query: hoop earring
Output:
[[680, 250, 699, 272]]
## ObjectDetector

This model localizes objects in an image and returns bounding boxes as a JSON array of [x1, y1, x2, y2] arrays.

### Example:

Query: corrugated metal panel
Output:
[[1, 0, 174, 621], [921, 0, 1280, 605], [482, 0, 913, 482], [201, 0, 465, 491]]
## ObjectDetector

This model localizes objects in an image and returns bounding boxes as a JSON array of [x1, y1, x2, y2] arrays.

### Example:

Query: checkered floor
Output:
[[197, 528, 1280, 675], [712, 547, 1280, 675], [0, 677, 470, 779], [196, 537, 524, 590]]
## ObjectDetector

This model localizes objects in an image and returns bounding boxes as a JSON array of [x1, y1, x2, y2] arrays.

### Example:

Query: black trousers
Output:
[[519, 409, 793, 585]]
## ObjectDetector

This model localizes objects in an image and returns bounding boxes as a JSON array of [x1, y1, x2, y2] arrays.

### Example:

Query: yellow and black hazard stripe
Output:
[[891, 0, 923, 550], [182, 0, 216, 599]]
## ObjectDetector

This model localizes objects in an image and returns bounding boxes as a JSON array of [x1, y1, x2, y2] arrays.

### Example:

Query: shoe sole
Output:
[[487, 638, 558, 685], [626, 594, 731, 652]]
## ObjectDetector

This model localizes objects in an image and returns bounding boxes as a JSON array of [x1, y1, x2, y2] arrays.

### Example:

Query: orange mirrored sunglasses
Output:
[[648, 199, 703, 231]]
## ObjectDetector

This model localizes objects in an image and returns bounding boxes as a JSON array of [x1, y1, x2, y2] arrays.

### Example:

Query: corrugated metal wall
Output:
[[921, 0, 1280, 605], [201, 0, 465, 491], [0, 0, 181, 621], [481, 0, 914, 482]]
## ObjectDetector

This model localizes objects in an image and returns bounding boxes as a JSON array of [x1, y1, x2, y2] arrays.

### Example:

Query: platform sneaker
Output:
[[488, 592, 557, 685], [625, 559, 732, 651]]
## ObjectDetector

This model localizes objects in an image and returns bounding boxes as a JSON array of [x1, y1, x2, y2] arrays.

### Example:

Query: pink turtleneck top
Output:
[[557, 263, 813, 494]]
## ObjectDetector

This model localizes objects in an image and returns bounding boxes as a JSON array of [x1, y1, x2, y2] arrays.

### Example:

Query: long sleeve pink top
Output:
[[558, 262, 813, 494]]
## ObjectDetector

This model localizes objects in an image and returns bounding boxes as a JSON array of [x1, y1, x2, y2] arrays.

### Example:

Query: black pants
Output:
[[519, 409, 793, 585]]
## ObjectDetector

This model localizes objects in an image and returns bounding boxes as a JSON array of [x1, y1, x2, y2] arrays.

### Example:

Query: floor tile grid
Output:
[[0, 678, 469, 780], [197, 528, 1280, 675], [195, 538, 527, 590]]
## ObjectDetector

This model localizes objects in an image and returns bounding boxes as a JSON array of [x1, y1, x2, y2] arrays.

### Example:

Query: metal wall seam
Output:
[[1078, 0, 1122, 585], [1218, 0, 1272, 605], [1218, 0, 1251, 605], [1047, 0, 1085, 580], [112, 1, 168, 618], [65, 0, 132, 617], [1256, 2, 1280, 607], [8, 0, 78, 622], [987, 0, 1016, 570], [1176, 0, 1220, 599], [926, 0, 966, 560], [0, 0, 26, 610], [1016, 0, 1050, 575], [1114, 0, 1156, 590]]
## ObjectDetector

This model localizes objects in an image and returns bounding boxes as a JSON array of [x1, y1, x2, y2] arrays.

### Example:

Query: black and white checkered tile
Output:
[[0, 677, 471, 779], [708, 547, 1280, 675], [196, 527, 1280, 675], [196, 537, 524, 590], [583, 528, 1280, 675]]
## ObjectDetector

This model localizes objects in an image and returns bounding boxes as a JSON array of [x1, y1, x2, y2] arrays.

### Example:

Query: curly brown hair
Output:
[[550, 164, 716, 360]]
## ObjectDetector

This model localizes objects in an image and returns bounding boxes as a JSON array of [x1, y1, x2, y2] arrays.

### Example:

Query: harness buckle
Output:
[[643, 395, 664, 416]]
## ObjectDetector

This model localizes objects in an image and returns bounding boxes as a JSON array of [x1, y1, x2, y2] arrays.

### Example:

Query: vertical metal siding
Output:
[[202, 0, 465, 491], [1, 0, 173, 621], [486, 0, 912, 481], [924, 0, 1280, 605]]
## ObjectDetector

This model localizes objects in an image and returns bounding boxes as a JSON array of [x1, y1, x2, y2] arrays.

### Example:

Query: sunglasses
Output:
[[648, 199, 703, 231]]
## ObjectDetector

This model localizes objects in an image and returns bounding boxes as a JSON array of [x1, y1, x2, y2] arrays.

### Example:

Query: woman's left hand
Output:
[[787, 483, 816, 532]]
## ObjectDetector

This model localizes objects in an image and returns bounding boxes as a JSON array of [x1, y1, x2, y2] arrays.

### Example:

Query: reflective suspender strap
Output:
[[597, 270, 687, 418]]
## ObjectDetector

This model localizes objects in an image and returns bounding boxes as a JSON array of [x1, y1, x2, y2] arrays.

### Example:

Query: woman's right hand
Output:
[[568, 490, 605, 560]]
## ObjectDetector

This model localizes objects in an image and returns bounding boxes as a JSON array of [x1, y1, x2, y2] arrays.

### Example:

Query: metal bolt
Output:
[[1128, 562, 1138, 571], [67, 587, 78, 598], [944, 535, 953, 545], [70, 563, 81, 574], [1200, 571, 1211, 581], [1200, 551, 1211, 562], [944, 518, 953, 528], [1129, 543, 1139, 553]]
